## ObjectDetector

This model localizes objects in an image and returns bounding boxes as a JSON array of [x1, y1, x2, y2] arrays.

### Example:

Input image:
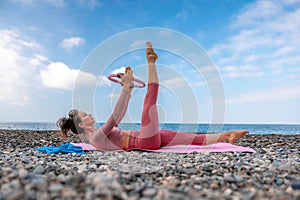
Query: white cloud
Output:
[[221, 65, 264, 78], [284, 0, 300, 4], [130, 40, 147, 49], [11, 0, 65, 7], [40, 62, 76, 90], [0, 29, 95, 105], [209, 1, 300, 79], [59, 37, 85, 50], [175, 9, 188, 21], [233, 1, 281, 25], [98, 76, 112, 87], [78, 0, 101, 9], [30, 54, 49, 67], [0, 29, 41, 51], [10, 0, 34, 6], [47, 0, 65, 7], [87, 0, 101, 8], [161, 77, 188, 89], [244, 54, 261, 63], [175, 4, 195, 21], [159, 30, 172, 37], [39, 62, 101, 90], [272, 46, 295, 57], [227, 85, 300, 104], [0, 29, 46, 105], [111, 66, 126, 74]]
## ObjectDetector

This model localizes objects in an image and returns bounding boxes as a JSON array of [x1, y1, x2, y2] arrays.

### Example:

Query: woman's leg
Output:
[[160, 130, 248, 147], [138, 42, 161, 150], [204, 130, 248, 145], [160, 130, 205, 146]]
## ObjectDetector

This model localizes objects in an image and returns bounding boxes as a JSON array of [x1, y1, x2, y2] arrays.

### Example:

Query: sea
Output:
[[0, 122, 299, 135]]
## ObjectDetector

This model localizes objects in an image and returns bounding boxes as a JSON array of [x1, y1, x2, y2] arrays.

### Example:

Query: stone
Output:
[[33, 165, 45, 174], [292, 180, 300, 190], [142, 188, 157, 197], [49, 184, 64, 192], [18, 168, 28, 179], [0, 130, 299, 200], [210, 182, 219, 190], [224, 188, 232, 197]]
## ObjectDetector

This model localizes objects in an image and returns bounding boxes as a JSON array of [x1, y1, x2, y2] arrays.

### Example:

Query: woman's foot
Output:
[[146, 41, 158, 63], [223, 130, 249, 143], [146, 41, 159, 83]]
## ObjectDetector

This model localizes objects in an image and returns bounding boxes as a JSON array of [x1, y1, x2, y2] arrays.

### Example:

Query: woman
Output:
[[57, 42, 248, 151]]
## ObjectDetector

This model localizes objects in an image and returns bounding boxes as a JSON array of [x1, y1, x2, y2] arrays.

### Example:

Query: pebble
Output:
[[18, 168, 28, 179], [142, 188, 157, 197], [210, 182, 219, 190], [224, 188, 232, 197], [49, 183, 64, 192], [33, 165, 45, 174], [292, 180, 300, 190], [0, 130, 299, 199], [224, 174, 243, 183]]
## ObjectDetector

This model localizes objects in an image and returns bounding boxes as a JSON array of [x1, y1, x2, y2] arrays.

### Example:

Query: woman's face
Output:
[[78, 111, 95, 127]]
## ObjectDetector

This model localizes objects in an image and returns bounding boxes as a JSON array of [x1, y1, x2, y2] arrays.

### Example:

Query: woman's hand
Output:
[[121, 66, 134, 92]]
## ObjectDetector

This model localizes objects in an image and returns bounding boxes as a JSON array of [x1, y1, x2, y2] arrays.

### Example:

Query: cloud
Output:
[[209, 0, 300, 79], [39, 62, 107, 90], [11, 0, 65, 7], [30, 54, 49, 66], [78, 0, 101, 9], [161, 77, 188, 89], [175, 9, 188, 21], [10, 0, 34, 6], [272, 46, 295, 57], [40, 62, 78, 90], [220, 65, 264, 78], [227, 85, 300, 104], [98, 76, 112, 87], [130, 40, 147, 49], [59, 37, 85, 50], [175, 2, 196, 21], [0, 29, 46, 105], [87, 0, 101, 8], [0, 28, 106, 107], [158, 30, 172, 37], [47, 0, 65, 7], [111, 66, 126, 74], [287, 67, 300, 79]]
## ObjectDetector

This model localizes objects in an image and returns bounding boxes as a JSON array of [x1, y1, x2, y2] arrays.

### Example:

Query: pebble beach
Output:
[[0, 130, 299, 200]]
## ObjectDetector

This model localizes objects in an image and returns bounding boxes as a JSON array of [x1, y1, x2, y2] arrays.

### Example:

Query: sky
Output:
[[0, 0, 300, 124]]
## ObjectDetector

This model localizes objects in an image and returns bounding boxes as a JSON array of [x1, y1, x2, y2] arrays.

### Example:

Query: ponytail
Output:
[[56, 109, 83, 140]]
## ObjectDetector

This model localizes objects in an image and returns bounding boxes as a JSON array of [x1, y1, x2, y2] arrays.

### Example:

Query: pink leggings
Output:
[[138, 83, 205, 150]]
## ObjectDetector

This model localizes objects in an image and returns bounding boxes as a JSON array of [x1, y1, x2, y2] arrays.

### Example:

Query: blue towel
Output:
[[35, 143, 85, 154]]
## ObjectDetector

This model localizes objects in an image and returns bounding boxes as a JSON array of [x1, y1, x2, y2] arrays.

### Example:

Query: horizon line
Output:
[[1, 121, 300, 125]]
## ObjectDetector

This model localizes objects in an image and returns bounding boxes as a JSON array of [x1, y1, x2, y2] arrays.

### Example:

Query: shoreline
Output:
[[1, 122, 300, 135], [0, 128, 300, 135], [0, 130, 299, 199]]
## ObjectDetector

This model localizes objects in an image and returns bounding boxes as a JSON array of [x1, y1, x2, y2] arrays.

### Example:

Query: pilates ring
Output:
[[108, 73, 146, 88]]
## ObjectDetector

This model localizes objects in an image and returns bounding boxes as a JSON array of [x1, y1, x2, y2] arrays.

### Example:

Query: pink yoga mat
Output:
[[71, 142, 256, 153]]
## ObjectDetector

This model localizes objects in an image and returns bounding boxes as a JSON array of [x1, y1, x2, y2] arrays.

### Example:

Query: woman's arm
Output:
[[101, 67, 133, 135], [101, 88, 131, 134]]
